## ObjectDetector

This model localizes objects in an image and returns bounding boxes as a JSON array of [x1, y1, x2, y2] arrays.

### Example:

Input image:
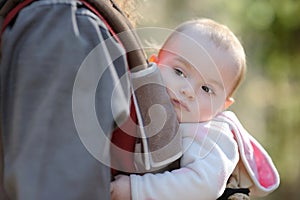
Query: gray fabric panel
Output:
[[0, 0, 130, 199]]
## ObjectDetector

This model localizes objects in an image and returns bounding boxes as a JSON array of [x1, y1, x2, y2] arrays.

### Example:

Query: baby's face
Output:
[[158, 30, 238, 122]]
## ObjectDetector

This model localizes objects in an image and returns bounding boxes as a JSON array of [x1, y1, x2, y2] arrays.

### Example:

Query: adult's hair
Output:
[[114, 0, 140, 26]]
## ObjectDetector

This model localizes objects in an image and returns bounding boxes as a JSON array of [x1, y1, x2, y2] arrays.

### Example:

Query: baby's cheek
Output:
[[198, 102, 217, 121], [166, 87, 177, 99]]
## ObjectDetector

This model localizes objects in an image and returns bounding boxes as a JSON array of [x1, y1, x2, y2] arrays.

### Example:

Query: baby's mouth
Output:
[[172, 99, 190, 112]]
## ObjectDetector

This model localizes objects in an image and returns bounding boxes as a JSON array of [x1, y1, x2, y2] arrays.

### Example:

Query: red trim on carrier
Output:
[[1, 0, 35, 34]]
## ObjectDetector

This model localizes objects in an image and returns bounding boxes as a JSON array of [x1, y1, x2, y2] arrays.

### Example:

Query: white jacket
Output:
[[130, 111, 280, 200], [130, 114, 239, 200]]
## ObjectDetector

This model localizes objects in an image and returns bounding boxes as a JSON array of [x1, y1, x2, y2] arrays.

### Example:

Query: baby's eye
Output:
[[201, 85, 213, 94], [174, 68, 186, 78]]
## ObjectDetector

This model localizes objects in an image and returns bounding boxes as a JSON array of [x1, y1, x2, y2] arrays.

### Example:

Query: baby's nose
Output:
[[180, 86, 195, 100]]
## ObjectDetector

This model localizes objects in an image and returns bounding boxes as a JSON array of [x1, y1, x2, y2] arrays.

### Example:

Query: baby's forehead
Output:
[[164, 29, 222, 61], [168, 28, 208, 45], [163, 27, 241, 71]]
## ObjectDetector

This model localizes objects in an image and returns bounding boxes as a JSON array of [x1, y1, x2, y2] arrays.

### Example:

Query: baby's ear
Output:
[[149, 54, 158, 63], [224, 97, 235, 110]]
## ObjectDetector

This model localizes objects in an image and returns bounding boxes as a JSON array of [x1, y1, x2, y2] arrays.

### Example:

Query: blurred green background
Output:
[[137, 0, 300, 199]]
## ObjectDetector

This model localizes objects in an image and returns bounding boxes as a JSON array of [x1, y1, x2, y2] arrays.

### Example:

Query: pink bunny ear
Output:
[[218, 111, 280, 197], [250, 134, 279, 188]]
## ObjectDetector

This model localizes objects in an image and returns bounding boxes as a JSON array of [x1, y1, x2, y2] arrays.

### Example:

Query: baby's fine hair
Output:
[[164, 18, 247, 97]]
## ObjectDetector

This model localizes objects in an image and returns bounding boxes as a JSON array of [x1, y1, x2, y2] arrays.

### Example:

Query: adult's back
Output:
[[0, 0, 132, 199]]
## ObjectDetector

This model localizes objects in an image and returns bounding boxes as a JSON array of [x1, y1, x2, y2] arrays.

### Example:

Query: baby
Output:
[[111, 18, 279, 200]]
